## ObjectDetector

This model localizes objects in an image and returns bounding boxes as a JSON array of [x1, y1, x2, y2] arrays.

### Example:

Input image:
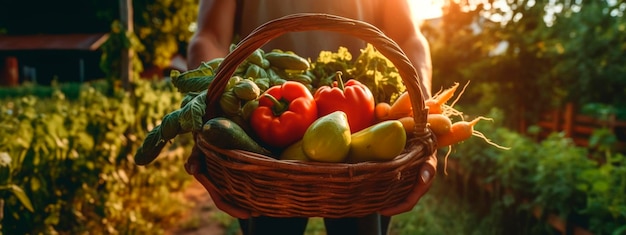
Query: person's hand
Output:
[[378, 152, 437, 216], [184, 145, 252, 219]]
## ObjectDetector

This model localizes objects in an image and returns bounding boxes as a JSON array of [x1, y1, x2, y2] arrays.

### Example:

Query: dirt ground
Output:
[[164, 180, 231, 235]]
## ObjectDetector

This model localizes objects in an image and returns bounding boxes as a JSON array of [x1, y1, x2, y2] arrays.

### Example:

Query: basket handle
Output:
[[204, 13, 429, 135]]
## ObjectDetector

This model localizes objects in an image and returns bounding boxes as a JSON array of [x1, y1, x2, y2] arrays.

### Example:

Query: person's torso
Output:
[[238, 0, 382, 59]]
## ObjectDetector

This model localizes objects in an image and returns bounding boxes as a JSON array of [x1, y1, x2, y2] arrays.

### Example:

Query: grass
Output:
[[387, 172, 491, 235]]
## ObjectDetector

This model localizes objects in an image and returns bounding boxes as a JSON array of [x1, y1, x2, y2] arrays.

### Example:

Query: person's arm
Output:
[[187, 0, 237, 70], [185, 1, 247, 217], [378, 0, 433, 99]]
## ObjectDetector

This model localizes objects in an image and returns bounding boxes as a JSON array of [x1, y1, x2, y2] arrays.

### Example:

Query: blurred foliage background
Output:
[[423, 0, 626, 128]]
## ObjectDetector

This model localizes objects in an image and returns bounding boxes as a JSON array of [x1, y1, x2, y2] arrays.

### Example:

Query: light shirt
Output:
[[238, 0, 384, 59]]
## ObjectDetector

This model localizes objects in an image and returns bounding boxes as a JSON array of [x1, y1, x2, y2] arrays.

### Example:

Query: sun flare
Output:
[[409, 0, 444, 20]]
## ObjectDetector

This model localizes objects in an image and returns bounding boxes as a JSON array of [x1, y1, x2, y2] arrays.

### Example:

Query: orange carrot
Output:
[[375, 102, 392, 121], [435, 116, 511, 150], [424, 99, 443, 114], [449, 118, 479, 141], [398, 116, 416, 135], [427, 114, 452, 136], [425, 82, 460, 114], [434, 131, 456, 148], [387, 92, 412, 119], [437, 116, 510, 175], [435, 116, 484, 148]]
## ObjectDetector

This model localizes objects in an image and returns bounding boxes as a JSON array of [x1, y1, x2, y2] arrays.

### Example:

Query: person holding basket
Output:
[[185, 0, 438, 234]]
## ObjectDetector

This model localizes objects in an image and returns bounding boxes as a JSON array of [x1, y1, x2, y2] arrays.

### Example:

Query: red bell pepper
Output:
[[250, 81, 318, 148], [314, 74, 375, 133]]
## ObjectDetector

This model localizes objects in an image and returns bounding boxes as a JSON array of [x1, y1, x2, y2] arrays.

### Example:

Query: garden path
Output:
[[165, 180, 229, 235]]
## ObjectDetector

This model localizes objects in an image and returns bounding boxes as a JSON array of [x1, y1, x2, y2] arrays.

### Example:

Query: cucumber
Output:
[[201, 117, 272, 156], [264, 52, 310, 70]]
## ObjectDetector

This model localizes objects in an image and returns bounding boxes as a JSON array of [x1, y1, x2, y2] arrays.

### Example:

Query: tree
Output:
[[424, 0, 626, 128], [120, 0, 134, 90]]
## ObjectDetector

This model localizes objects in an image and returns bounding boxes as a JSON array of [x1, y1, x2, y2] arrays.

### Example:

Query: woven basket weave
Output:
[[194, 13, 436, 219]]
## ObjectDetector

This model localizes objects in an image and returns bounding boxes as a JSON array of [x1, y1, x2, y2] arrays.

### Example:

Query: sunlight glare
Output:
[[409, 0, 444, 20]]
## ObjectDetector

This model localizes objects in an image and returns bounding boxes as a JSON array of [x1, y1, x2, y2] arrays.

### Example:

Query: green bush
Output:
[[444, 108, 626, 234], [0, 80, 111, 100], [0, 79, 194, 234]]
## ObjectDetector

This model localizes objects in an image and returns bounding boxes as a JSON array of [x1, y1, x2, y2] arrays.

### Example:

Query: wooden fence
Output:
[[525, 103, 626, 152], [446, 159, 594, 235]]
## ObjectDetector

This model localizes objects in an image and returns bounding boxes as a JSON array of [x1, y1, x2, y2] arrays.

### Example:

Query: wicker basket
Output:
[[194, 13, 437, 219]]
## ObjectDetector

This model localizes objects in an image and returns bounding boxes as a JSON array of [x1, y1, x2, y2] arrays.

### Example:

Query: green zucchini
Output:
[[201, 117, 272, 156], [264, 51, 310, 70]]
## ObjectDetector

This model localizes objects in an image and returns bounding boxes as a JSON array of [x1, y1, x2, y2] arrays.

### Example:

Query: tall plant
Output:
[[133, 0, 198, 68]]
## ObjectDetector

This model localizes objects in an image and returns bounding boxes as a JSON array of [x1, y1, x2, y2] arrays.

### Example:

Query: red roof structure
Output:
[[0, 33, 109, 51], [0, 33, 110, 86]]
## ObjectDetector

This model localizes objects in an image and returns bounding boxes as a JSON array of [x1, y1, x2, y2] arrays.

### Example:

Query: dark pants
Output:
[[239, 214, 390, 235]]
